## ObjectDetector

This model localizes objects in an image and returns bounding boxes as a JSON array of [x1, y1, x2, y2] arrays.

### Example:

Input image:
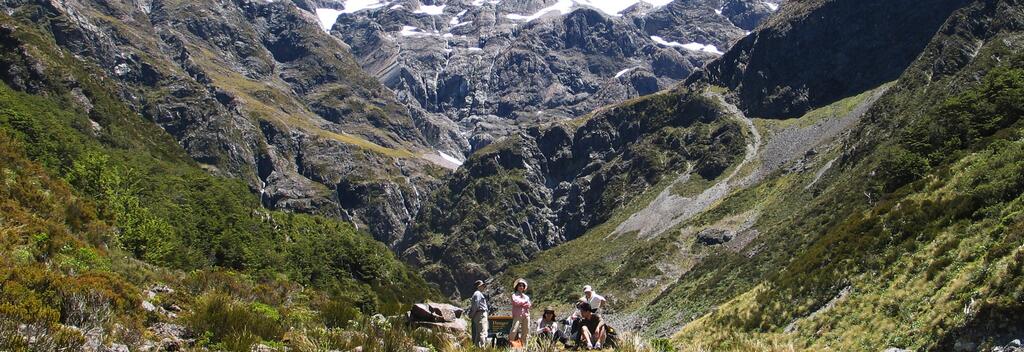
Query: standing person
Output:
[[469, 280, 490, 347], [510, 278, 532, 344], [577, 303, 607, 349], [583, 285, 606, 312]]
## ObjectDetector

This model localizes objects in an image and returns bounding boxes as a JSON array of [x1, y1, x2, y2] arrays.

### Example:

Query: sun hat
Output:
[[513, 278, 528, 291], [583, 285, 593, 293], [475, 280, 486, 288]]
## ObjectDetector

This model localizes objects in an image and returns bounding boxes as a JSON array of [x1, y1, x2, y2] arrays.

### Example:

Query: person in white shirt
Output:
[[583, 285, 606, 312]]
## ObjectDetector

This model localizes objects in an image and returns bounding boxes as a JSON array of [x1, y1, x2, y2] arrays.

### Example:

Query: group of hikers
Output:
[[467, 278, 613, 350]]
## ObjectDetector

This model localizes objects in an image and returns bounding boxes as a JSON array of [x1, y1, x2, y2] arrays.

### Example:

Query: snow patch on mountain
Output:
[[414, 4, 446, 15], [315, 8, 344, 31], [650, 36, 724, 55], [400, 25, 427, 36], [505, 0, 672, 21], [615, 66, 639, 78], [341, 0, 388, 13], [438, 151, 464, 166], [316, 0, 395, 31]]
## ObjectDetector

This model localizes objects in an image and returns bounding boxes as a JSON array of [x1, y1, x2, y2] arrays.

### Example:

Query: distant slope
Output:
[[400, 88, 748, 298], [688, 0, 971, 118], [325, 0, 783, 152]]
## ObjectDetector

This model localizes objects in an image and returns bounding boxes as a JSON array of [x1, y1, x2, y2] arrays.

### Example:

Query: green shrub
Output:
[[876, 145, 929, 193], [186, 293, 285, 347], [317, 299, 362, 328], [650, 338, 678, 352]]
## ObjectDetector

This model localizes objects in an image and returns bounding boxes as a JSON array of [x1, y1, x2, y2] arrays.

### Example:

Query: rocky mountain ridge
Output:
[[318, 0, 782, 155], [689, 0, 973, 118]]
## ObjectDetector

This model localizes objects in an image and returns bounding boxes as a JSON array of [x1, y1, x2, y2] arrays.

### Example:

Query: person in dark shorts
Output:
[[575, 302, 606, 349]]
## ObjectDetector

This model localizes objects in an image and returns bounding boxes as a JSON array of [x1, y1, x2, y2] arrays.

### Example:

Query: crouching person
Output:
[[536, 307, 565, 347], [577, 303, 606, 349]]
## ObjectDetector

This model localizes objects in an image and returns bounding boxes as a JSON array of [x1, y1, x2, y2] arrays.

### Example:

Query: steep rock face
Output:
[[324, 0, 782, 155], [0, 0, 452, 245], [719, 0, 778, 30], [399, 89, 748, 297], [688, 0, 972, 118]]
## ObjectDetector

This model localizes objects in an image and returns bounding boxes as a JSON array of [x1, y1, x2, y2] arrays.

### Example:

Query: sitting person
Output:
[[564, 298, 588, 347], [576, 303, 606, 350], [536, 307, 564, 346]]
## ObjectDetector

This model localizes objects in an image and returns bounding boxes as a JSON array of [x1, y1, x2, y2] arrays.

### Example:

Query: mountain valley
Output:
[[0, 0, 1022, 351]]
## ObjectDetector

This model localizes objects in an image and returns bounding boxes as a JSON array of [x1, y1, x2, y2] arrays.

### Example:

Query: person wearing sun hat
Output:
[[469, 279, 489, 347], [510, 278, 533, 344], [535, 306, 565, 347], [583, 285, 606, 312]]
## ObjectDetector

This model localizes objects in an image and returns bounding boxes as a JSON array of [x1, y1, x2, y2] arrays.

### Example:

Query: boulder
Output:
[[252, 344, 276, 352], [408, 302, 468, 333], [410, 302, 464, 323], [149, 322, 191, 341], [103, 343, 130, 352], [696, 228, 736, 246]]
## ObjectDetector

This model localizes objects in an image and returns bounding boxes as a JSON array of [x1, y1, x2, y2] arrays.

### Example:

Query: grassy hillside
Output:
[[498, 2, 1023, 350], [673, 36, 1024, 351], [0, 11, 438, 350]]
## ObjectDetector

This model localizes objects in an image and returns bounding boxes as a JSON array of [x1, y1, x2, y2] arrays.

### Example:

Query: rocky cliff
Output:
[[0, 0, 473, 246]]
